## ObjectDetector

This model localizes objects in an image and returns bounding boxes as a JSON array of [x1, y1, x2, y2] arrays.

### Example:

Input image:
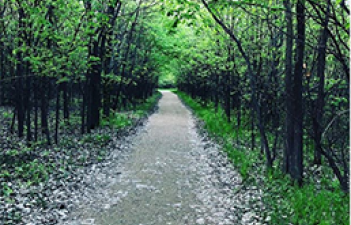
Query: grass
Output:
[[175, 90, 349, 225], [101, 92, 161, 129], [174, 91, 256, 178], [158, 88, 178, 92]]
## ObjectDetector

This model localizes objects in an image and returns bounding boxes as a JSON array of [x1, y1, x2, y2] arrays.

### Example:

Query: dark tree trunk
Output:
[[41, 78, 51, 145], [87, 41, 102, 131], [10, 107, 16, 134], [224, 70, 231, 122], [34, 79, 38, 142], [63, 81, 69, 121], [0, 15, 4, 106], [214, 72, 219, 112], [251, 107, 255, 150], [313, 0, 331, 165], [81, 83, 86, 134], [25, 66, 31, 144], [291, 0, 306, 185], [16, 7, 25, 138], [283, 0, 294, 174], [103, 86, 111, 118], [55, 86, 60, 144], [16, 66, 24, 138]]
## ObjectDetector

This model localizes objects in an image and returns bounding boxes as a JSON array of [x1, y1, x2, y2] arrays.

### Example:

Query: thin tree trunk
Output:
[[283, 0, 294, 174], [81, 83, 86, 134], [10, 108, 16, 134], [34, 79, 38, 142], [55, 86, 60, 144], [201, 0, 273, 167], [41, 78, 51, 145], [313, 0, 331, 165], [63, 81, 69, 121], [25, 66, 31, 144]]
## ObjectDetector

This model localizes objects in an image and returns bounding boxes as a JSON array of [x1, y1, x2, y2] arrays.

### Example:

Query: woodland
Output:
[[0, 0, 349, 224]]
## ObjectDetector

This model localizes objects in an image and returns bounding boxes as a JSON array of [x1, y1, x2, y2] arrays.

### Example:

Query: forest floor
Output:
[[0, 94, 161, 225], [59, 91, 263, 225]]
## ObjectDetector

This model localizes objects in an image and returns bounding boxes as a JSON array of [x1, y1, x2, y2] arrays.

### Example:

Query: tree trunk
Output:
[[283, 0, 294, 174], [16, 66, 24, 138], [16, 7, 25, 138], [41, 78, 51, 145], [63, 81, 69, 121], [86, 37, 102, 132], [25, 65, 31, 144], [55, 86, 60, 144], [34, 79, 38, 142], [201, 0, 273, 167], [313, 0, 331, 165], [291, 0, 306, 185]]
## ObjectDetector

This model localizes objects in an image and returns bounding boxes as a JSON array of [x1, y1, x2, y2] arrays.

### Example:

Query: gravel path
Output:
[[61, 91, 263, 225]]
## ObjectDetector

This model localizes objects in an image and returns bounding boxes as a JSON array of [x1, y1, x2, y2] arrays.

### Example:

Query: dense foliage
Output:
[[0, 0, 160, 144], [165, 0, 349, 223], [160, 0, 349, 191]]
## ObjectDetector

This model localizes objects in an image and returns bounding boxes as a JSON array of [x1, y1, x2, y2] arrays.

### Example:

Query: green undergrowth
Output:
[[101, 92, 161, 129], [175, 91, 349, 225], [80, 134, 112, 145], [264, 169, 348, 225], [158, 88, 178, 92], [0, 92, 161, 201]]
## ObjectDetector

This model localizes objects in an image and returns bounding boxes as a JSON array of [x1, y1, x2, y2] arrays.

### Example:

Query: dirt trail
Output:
[[62, 91, 262, 225]]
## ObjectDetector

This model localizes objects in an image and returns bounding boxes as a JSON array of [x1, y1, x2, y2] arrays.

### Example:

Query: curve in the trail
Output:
[[62, 91, 262, 225]]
